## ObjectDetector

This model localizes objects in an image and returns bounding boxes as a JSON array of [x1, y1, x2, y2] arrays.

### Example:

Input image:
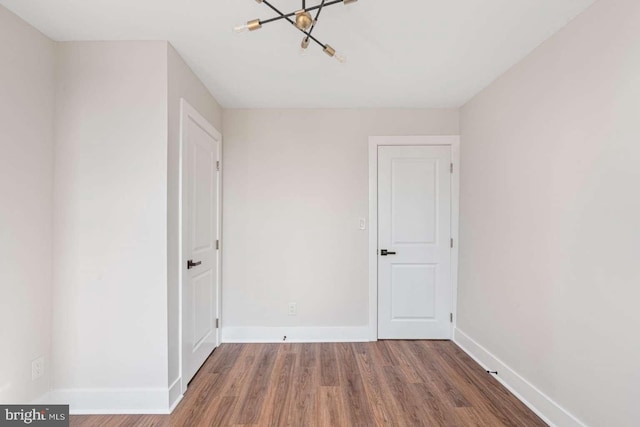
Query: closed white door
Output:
[[378, 145, 452, 339], [181, 101, 221, 389]]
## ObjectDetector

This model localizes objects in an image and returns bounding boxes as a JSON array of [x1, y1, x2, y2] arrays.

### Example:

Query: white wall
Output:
[[166, 43, 222, 400], [0, 5, 55, 404], [222, 109, 458, 340], [52, 42, 169, 408], [458, 0, 640, 425]]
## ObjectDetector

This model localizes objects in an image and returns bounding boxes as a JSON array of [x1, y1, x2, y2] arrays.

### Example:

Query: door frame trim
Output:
[[179, 99, 222, 393], [368, 136, 460, 341]]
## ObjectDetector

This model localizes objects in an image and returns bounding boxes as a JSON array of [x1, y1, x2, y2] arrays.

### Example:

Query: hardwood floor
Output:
[[70, 341, 546, 426]]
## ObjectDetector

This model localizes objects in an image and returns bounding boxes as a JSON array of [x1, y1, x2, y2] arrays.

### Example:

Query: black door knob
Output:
[[187, 260, 202, 269]]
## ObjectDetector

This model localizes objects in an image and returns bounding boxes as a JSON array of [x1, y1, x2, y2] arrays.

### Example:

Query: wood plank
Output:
[[404, 340, 472, 408], [287, 365, 317, 427], [336, 343, 376, 427], [354, 344, 397, 426], [172, 372, 220, 426], [232, 344, 278, 424], [372, 340, 399, 366], [317, 386, 347, 427], [413, 381, 460, 426], [434, 342, 543, 427], [208, 396, 238, 427], [387, 340, 425, 384], [258, 351, 296, 427], [319, 343, 339, 386], [454, 407, 504, 427], [207, 343, 244, 374], [382, 364, 437, 426], [300, 343, 319, 368], [191, 345, 254, 425]]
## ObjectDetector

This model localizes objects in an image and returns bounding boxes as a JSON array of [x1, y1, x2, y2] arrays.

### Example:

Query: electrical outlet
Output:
[[288, 302, 297, 316], [31, 356, 45, 381]]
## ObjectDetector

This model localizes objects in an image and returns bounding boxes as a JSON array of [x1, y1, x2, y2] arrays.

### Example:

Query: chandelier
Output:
[[234, 0, 358, 63]]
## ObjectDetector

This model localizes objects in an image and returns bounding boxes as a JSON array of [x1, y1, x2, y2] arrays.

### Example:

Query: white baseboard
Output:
[[453, 328, 586, 427], [41, 387, 175, 415], [168, 377, 183, 412], [222, 326, 371, 343]]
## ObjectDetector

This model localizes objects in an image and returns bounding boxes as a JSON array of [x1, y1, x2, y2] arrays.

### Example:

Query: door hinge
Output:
[[216, 240, 219, 250], [450, 163, 454, 174], [450, 238, 454, 248], [215, 318, 219, 328], [216, 161, 220, 171], [450, 313, 454, 323]]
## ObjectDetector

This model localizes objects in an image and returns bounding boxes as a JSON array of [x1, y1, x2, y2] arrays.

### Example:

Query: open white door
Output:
[[378, 145, 452, 339], [181, 100, 221, 391]]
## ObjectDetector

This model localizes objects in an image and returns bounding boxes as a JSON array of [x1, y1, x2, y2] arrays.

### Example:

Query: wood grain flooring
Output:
[[70, 341, 547, 426]]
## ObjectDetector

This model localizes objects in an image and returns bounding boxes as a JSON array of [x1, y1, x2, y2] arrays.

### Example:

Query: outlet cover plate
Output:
[[288, 302, 297, 316], [31, 356, 45, 381]]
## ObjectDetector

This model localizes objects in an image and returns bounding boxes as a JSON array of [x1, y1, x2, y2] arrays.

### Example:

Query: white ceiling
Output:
[[1, 0, 596, 108]]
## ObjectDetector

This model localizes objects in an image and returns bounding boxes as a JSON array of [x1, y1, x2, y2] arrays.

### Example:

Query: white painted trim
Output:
[[367, 143, 378, 341], [222, 326, 370, 343], [168, 376, 183, 412], [42, 388, 174, 415], [454, 328, 586, 427], [450, 141, 460, 332], [368, 136, 461, 341], [168, 394, 183, 413], [179, 99, 223, 395], [216, 124, 224, 349]]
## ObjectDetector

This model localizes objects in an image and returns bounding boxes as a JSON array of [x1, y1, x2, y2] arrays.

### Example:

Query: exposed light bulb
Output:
[[334, 52, 347, 63], [233, 24, 249, 34], [299, 37, 310, 56], [234, 19, 262, 33], [324, 45, 347, 64]]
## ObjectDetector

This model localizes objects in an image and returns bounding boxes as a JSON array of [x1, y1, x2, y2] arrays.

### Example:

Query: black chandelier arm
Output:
[[261, 0, 327, 49], [259, 0, 343, 25], [305, 0, 327, 42], [295, 27, 325, 49]]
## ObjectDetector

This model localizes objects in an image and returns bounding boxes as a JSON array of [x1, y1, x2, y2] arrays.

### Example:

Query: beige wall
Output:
[[166, 43, 223, 394], [0, 6, 55, 404], [49, 40, 223, 411], [458, 0, 640, 425], [222, 109, 458, 335], [53, 42, 169, 397]]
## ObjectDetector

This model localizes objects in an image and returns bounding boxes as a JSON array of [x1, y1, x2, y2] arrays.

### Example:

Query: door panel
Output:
[[378, 146, 452, 339], [193, 270, 213, 346], [194, 143, 214, 251], [182, 103, 220, 389], [391, 158, 437, 244], [391, 264, 436, 319]]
